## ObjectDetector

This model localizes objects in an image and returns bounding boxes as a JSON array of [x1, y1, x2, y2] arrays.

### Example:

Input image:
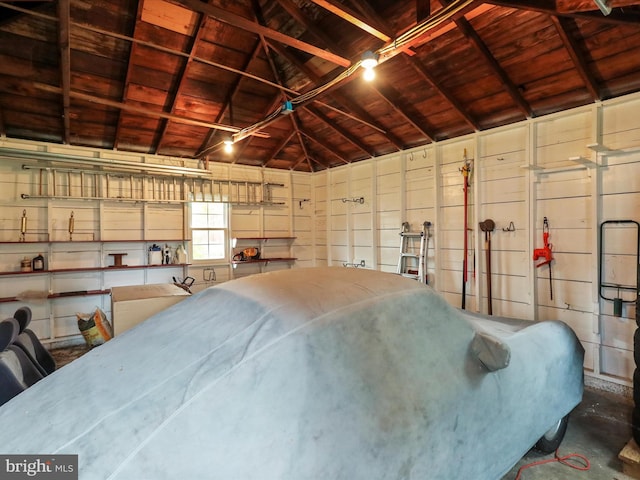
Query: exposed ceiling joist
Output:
[[169, 0, 352, 67], [550, 15, 600, 101], [57, 0, 71, 145]]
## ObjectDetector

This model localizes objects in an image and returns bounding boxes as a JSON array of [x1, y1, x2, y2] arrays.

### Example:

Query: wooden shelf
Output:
[[0, 239, 190, 245], [0, 264, 191, 276], [0, 289, 111, 304]]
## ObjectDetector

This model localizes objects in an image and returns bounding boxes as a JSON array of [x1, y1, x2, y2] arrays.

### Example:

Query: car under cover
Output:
[[0, 267, 584, 479]]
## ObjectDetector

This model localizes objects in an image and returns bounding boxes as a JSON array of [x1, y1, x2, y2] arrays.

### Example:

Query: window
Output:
[[191, 202, 228, 261]]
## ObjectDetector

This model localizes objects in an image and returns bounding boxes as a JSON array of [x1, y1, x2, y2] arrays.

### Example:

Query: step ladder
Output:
[[397, 221, 431, 283]]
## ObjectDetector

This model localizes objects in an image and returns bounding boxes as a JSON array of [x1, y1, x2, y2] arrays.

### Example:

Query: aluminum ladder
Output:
[[396, 221, 431, 283]]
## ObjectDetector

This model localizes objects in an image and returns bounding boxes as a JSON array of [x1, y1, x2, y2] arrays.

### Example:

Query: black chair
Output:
[[0, 318, 44, 407], [13, 306, 56, 376]]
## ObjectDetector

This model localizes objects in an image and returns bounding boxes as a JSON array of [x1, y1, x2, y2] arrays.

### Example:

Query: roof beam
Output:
[[266, 40, 403, 149], [370, 82, 435, 142], [168, 0, 352, 67], [308, 0, 391, 42], [417, 0, 431, 22], [403, 56, 480, 131], [302, 104, 374, 157], [300, 128, 350, 165], [444, 2, 533, 118], [155, 13, 210, 153], [485, 0, 640, 24], [57, 0, 71, 144], [30, 81, 269, 137], [550, 15, 600, 101], [273, 0, 344, 57]]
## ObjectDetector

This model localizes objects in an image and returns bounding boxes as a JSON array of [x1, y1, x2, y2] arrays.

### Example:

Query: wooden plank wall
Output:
[[314, 91, 640, 386]]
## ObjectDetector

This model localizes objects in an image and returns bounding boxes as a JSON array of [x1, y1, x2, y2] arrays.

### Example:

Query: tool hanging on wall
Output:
[[598, 220, 639, 317], [68, 211, 74, 241], [20, 209, 27, 242], [479, 219, 496, 315], [460, 149, 473, 309], [533, 217, 554, 300]]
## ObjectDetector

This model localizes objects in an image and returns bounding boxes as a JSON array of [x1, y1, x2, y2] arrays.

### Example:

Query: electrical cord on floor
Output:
[[514, 449, 590, 479]]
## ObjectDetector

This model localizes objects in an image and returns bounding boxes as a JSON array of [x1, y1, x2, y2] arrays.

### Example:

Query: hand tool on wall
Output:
[[533, 217, 554, 300], [460, 150, 473, 309], [598, 220, 639, 317], [479, 219, 495, 315]]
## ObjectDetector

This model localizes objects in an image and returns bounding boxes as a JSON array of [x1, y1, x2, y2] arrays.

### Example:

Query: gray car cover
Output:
[[0, 267, 584, 480]]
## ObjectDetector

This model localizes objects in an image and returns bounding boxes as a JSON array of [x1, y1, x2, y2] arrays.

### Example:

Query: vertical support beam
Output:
[[591, 102, 604, 377], [434, 142, 443, 291], [473, 137, 483, 313], [371, 160, 378, 270], [527, 119, 538, 322]]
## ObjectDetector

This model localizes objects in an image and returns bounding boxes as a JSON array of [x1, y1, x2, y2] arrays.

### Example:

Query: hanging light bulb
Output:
[[363, 67, 376, 82], [361, 50, 379, 82], [223, 137, 234, 154]]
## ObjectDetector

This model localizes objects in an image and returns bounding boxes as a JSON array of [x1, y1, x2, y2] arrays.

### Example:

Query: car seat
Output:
[[13, 306, 56, 376], [0, 318, 44, 406]]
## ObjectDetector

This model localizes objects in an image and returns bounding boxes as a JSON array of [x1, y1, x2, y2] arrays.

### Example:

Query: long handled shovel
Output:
[[460, 152, 472, 309], [479, 219, 495, 315]]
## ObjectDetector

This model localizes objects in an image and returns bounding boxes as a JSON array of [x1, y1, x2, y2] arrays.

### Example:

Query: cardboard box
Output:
[[111, 284, 190, 335]]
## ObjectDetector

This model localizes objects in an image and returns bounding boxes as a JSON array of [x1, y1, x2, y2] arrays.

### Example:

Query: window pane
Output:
[[190, 202, 227, 261]]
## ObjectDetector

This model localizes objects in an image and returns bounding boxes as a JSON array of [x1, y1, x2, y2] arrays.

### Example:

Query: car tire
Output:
[[534, 414, 569, 454], [633, 408, 640, 446], [634, 369, 640, 407]]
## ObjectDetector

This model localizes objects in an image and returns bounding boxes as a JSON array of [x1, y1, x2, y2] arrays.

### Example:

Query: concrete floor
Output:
[[504, 386, 635, 480], [51, 347, 636, 480]]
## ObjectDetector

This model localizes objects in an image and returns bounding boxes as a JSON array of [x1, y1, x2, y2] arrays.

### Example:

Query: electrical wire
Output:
[[514, 448, 590, 480], [231, 0, 475, 145]]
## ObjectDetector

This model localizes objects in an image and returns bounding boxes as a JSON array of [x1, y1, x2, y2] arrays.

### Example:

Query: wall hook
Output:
[[341, 197, 364, 204], [299, 198, 311, 209], [502, 221, 516, 232]]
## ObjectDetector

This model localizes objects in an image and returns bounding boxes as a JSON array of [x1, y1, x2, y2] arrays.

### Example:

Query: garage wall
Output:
[[0, 140, 311, 346], [315, 91, 640, 386]]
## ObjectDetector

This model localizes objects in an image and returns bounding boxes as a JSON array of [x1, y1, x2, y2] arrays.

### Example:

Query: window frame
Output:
[[189, 201, 229, 264]]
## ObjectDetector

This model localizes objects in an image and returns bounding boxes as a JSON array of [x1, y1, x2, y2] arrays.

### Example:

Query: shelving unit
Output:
[[0, 239, 191, 303], [231, 237, 297, 272]]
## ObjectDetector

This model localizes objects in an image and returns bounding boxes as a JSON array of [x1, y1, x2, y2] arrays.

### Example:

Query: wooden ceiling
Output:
[[1, 0, 640, 172]]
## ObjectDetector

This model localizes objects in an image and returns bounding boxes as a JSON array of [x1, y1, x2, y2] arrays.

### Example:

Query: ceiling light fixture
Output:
[[361, 50, 379, 82], [223, 137, 234, 154], [593, 0, 611, 15]]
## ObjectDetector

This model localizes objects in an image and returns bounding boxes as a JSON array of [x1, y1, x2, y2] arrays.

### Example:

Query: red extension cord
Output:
[[514, 449, 590, 479]]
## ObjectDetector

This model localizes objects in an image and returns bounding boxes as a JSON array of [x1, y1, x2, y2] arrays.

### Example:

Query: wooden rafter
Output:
[[273, 0, 344, 57], [251, 0, 313, 171], [550, 15, 600, 101], [417, 0, 431, 22], [114, 1, 158, 151], [354, 3, 479, 132], [485, 0, 640, 24], [300, 128, 350, 165], [266, 40, 403, 150], [57, 0, 71, 144], [302, 104, 375, 157], [31, 82, 269, 137], [371, 82, 435, 142], [168, 0, 351, 67], [404, 56, 480, 131], [155, 14, 209, 153], [309, 0, 391, 41], [446, 5, 533, 118]]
